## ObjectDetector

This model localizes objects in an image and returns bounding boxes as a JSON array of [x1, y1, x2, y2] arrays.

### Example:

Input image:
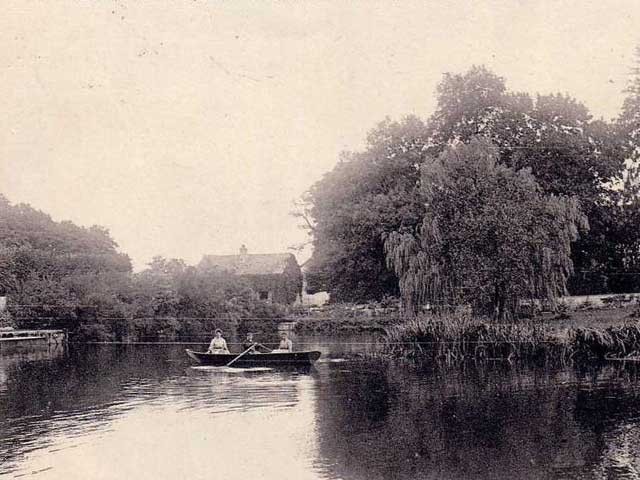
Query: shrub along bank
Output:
[[383, 311, 640, 363]]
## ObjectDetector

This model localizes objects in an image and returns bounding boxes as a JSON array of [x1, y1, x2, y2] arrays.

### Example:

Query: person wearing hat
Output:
[[207, 329, 230, 354], [242, 332, 257, 353], [241, 332, 269, 353]]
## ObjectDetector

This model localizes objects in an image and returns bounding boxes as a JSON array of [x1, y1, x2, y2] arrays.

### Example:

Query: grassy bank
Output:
[[292, 303, 403, 334], [293, 315, 400, 334], [383, 310, 640, 363]]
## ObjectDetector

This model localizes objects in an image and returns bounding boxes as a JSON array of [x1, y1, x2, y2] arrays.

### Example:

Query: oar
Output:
[[257, 343, 272, 353], [225, 344, 255, 367]]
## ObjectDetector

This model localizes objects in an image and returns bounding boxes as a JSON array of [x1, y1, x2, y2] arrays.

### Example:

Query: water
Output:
[[2, 337, 640, 479]]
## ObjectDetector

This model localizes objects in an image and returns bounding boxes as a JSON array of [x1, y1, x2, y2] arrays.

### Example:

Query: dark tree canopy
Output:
[[606, 45, 640, 293], [0, 194, 286, 338], [385, 138, 587, 319], [303, 116, 430, 302], [0, 194, 133, 329], [302, 65, 630, 302]]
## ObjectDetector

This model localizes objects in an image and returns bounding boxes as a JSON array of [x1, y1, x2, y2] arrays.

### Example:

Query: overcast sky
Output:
[[1, 1, 639, 270]]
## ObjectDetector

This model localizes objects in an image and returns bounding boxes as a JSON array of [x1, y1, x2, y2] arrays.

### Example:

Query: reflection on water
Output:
[[1, 339, 640, 479]]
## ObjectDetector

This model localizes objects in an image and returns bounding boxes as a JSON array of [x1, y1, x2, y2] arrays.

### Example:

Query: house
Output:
[[198, 245, 302, 305]]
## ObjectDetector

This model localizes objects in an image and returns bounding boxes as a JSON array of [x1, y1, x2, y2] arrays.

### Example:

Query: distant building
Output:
[[198, 245, 303, 305]]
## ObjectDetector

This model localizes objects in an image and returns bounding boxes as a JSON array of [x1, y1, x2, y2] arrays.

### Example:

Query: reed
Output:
[[570, 324, 640, 360], [383, 313, 569, 363], [384, 314, 571, 361], [384, 313, 640, 363]]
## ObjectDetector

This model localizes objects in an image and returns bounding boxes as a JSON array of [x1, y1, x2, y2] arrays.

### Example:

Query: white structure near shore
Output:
[[296, 260, 329, 307]]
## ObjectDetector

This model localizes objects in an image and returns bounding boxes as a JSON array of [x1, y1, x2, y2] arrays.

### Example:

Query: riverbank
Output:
[[0, 329, 66, 354], [292, 315, 400, 334], [383, 307, 640, 363], [292, 302, 639, 335]]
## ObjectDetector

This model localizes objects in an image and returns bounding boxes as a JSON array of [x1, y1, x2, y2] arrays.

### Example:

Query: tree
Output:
[[385, 138, 587, 320], [303, 116, 429, 302], [421, 67, 629, 294], [610, 45, 640, 292], [620, 46, 640, 167], [0, 195, 132, 330], [302, 66, 627, 302], [426, 67, 625, 206]]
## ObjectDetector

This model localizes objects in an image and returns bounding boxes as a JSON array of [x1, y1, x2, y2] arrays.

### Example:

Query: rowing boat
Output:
[[185, 348, 322, 367]]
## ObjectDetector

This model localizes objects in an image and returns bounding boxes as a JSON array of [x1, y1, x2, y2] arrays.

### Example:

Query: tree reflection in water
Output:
[[315, 360, 640, 480]]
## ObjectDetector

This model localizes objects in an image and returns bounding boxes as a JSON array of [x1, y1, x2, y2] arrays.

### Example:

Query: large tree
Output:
[[303, 66, 627, 302], [302, 116, 429, 302], [0, 194, 132, 329], [609, 45, 640, 292], [425, 66, 626, 294], [385, 138, 587, 320]]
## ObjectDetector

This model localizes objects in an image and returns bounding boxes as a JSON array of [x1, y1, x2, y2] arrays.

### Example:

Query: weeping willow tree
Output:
[[385, 138, 588, 320]]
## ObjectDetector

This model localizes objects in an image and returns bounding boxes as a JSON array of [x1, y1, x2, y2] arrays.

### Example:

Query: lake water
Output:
[[2, 336, 640, 479]]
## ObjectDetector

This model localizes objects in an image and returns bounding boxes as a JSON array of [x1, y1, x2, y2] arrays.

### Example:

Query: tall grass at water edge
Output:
[[383, 314, 640, 363]]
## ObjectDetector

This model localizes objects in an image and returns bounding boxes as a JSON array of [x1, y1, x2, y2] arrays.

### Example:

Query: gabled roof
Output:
[[199, 253, 297, 276]]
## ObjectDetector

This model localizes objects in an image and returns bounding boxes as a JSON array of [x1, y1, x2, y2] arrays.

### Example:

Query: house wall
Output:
[[242, 260, 303, 305]]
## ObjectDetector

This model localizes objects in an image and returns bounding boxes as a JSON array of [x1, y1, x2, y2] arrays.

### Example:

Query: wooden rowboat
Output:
[[185, 348, 322, 367]]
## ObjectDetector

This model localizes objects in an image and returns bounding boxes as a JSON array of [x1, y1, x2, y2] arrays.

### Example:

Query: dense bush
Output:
[[0, 196, 285, 342]]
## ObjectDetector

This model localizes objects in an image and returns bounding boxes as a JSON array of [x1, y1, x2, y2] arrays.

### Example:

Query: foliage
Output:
[[302, 116, 430, 302], [125, 258, 285, 341], [301, 65, 629, 302], [385, 138, 587, 319], [0, 195, 132, 330], [293, 301, 402, 334], [0, 309, 13, 328], [426, 66, 625, 206], [571, 324, 640, 360], [383, 313, 640, 363], [604, 45, 640, 293], [619, 46, 640, 169], [382, 313, 569, 362], [425, 66, 627, 295], [0, 195, 285, 341]]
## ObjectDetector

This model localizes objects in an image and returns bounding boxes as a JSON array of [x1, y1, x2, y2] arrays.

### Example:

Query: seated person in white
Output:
[[272, 331, 293, 353], [207, 329, 230, 354]]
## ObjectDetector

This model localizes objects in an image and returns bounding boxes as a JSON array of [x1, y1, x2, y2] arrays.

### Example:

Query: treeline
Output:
[[303, 55, 640, 317], [0, 196, 283, 340]]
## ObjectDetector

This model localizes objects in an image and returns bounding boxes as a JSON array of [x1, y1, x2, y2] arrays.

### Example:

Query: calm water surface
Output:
[[2, 336, 640, 479]]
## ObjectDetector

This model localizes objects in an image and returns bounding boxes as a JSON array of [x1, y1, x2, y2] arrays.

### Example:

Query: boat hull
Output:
[[186, 349, 321, 367]]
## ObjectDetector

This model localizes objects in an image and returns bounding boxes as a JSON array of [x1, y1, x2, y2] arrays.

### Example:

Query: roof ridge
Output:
[[199, 252, 298, 275]]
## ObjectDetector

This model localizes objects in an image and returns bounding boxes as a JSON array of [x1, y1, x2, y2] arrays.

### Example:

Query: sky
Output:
[[1, 1, 639, 270]]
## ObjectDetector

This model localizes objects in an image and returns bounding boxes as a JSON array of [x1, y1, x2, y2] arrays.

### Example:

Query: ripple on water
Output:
[[189, 366, 274, 373]]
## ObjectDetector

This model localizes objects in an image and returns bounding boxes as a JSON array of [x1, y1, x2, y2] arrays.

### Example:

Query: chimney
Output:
[[239, 244, 248, 256]]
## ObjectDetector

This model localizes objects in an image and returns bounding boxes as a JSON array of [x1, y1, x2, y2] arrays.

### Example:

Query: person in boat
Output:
[[272, 331, 293, 353], [242, 332, 269, 353], [207, 329, 230, 354]]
